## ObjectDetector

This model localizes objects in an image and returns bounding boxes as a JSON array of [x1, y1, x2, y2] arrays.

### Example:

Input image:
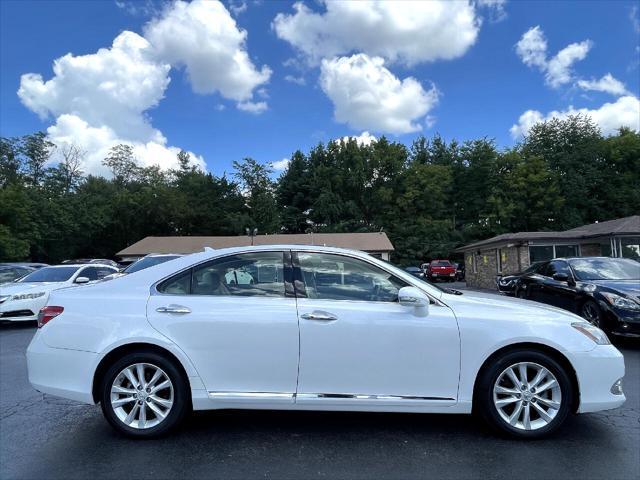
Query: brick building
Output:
[[455, 216, 640, 289]]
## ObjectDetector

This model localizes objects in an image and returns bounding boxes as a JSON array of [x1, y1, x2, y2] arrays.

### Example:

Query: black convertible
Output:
[[515, 257, 640, 337]]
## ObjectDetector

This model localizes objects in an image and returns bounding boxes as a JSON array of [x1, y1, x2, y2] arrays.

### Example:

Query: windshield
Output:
[[569, 258, 640, 281], [19, 266, 79, 282], [381, 260, 450, 294], [124, 255, 181, 274]]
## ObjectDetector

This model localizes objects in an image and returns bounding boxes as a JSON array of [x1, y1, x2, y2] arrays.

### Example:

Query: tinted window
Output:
[[432, 260, 451, 266], [569, 258, 640, 280], [298, 252, 408, 302], [545, 261, 570, 277], [0, 267, 30, 283], [19, 266, 79, 282], [158, 252, 285, 297], [529, 246, 554, 263], [80, 267, 115, 281], [125, 255, 181, 274]]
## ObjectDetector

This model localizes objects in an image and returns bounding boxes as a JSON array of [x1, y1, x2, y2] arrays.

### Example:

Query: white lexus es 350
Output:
[[26, 245, 625, 438]]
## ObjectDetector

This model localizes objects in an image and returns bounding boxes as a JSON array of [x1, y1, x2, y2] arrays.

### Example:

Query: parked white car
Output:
[[0, 264, 118, 322], [27, 246, 625, 439]]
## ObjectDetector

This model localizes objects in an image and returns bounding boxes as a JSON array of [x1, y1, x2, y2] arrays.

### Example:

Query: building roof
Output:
[[117, 232, 394, 257], [455, 215, 639, 252]]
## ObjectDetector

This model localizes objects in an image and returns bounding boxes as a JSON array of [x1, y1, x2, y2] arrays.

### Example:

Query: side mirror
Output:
[[398, 286, 430, 316], [552, 273, 574, 285], [74, 276, 90, 284]]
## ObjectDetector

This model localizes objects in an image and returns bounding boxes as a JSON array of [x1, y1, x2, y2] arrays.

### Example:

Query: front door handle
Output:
[[300, 311, 338, 321], [156, 304, 191, 314]]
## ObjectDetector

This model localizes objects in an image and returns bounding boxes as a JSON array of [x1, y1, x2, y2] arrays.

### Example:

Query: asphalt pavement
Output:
[[1, 321, 638, 480]]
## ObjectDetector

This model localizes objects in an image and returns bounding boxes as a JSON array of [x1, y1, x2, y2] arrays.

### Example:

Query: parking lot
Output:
[[1, 322, 638, 480]]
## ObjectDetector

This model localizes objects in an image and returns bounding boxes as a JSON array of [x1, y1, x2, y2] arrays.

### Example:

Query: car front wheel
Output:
[[100, 351, 190, 438], [476, 350, 573, 438]]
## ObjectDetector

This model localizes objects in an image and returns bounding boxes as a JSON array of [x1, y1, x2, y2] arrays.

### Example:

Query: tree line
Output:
[[1, 115, 638, 265]]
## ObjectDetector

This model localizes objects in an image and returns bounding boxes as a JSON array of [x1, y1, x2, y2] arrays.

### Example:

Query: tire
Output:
[[580, 300, 604, 329], [100, 351, 190, 438], [516, 288, 527, 299], [475, 349, 573, 439]]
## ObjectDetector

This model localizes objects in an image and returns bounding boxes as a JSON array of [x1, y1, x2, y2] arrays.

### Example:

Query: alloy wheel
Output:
[[581, 302, 601, 327], [110, 363, 174, 429], [493, 362, 562, 431]]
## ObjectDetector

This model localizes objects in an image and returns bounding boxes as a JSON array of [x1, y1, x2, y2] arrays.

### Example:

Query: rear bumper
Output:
[[27, 329, 97, 404], [572, 345, 626, 413]]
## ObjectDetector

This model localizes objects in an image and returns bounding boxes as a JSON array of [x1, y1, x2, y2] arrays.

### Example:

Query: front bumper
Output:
[[0, 296, 47, 321], [601, 304, 640, 337], [27, 329, 98, 404], [572, 344, 626, 413]]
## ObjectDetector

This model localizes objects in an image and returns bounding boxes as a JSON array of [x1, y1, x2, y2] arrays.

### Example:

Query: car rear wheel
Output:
[[100, 351, 190, 438], [476, 350, 573, 439]]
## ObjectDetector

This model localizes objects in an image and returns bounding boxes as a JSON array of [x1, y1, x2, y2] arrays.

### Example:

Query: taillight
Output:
[[37, 306, 64, 328]]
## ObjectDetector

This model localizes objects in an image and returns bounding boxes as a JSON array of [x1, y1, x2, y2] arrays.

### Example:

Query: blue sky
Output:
[[1, 0, 639, 177]]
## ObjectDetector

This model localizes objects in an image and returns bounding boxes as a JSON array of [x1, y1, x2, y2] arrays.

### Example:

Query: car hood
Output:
[[442, 289, 584, 325], [585, 280, 640, 298], [0, 282, 67, 295]]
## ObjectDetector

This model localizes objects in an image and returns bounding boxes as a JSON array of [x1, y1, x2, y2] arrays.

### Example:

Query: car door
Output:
[[293, 251, 460, 406], [540, 260, 579, 311], [521, 262, 548, 301], [146, 251, 300, 403]]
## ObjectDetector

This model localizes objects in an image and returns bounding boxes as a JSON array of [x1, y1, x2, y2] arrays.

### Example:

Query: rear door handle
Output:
[[156, 304, 191, 314], [300, 311, 338, 321]]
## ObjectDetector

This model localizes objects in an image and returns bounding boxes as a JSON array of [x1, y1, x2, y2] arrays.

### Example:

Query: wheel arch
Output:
[[472, 342, 580, 413], [92, 342, 192, 404]]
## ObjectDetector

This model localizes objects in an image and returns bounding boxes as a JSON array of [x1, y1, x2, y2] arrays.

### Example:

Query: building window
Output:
[[620, 237, 640, 261], [529, 244, 580, 263], [555, 244, 579, 258], [496, 249, 504, 273]]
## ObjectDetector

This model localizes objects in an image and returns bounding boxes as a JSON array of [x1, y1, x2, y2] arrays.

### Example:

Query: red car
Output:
[[424, 259, 457, 282]]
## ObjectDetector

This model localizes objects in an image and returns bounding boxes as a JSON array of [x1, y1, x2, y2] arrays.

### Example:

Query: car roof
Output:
[[42, 264, 117, 269]]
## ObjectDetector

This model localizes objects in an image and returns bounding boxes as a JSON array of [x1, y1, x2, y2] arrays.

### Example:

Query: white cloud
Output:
[[284, 74, 306, 85], [320, 54, 439, 135], [228, 0, 247, 16], [477, 0, 508, 22], [144, 0, 271, 106], [18, 31, 169, 142], [515, 26, 592, 88], [631, 5, 640, 33], [510, 95, 640, 138], [339, 131, 377, 146], [271, 158, 290, 171], [273, 1, 480, 66], [17, 0, 269, 176], [47, 114, 205, 177], [577, 73, 631, 97], [237, 100, 268, 114]]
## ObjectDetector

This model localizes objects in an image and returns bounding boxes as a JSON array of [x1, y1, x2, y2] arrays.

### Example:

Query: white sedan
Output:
[[26, 246, 625, 439], [0, 264, 118, 322]]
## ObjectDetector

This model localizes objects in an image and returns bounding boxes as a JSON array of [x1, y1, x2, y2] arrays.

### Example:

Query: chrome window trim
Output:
[[150, 248, 444, 307]]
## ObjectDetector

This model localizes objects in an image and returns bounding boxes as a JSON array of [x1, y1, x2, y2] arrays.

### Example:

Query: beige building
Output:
[[117, 232, 394, 263], [455, 216, 640, 289]]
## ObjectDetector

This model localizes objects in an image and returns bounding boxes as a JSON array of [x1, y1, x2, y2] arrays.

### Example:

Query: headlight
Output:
[[571, 322, 610, 345], [10, 291, 46, 301], [499, 278, 513, 286], [601, 292, 640, 311]]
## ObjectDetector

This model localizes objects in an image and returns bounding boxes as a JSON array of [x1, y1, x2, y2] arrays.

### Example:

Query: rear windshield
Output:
[[432, 260, 451, 266], [19, 266, 79, 282], [124, 255, 181, 274]]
